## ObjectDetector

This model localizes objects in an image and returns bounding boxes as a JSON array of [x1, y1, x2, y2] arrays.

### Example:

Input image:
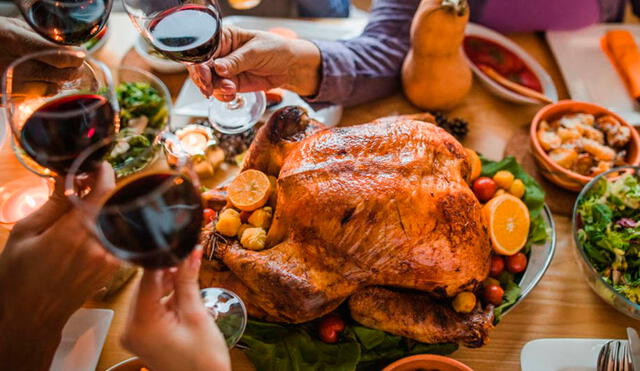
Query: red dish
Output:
[[464, 35, 543, 93]]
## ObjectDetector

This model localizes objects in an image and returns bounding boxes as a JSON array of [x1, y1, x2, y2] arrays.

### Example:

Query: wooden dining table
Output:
[[1, 9, 640, 371]]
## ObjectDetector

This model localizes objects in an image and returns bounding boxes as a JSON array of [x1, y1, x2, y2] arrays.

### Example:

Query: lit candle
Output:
[[180, 131, 209, 156], [0, 176, 51, 226], [165, 124, 225, 178]]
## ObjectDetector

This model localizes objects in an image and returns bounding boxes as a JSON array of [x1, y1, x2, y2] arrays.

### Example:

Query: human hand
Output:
[[121, 248, 231, 371], [0, 163, 119, 370], [0, 17, 83, 95], [187, 26, 321, 101]]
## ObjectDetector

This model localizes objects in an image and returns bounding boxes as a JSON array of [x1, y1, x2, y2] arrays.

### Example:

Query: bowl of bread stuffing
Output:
[[530, 100, 640, 191]]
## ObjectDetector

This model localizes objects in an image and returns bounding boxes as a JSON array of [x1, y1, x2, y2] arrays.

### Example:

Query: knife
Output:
[[627, 327, 640, 369]]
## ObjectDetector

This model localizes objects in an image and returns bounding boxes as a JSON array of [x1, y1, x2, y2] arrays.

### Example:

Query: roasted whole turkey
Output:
[[200, 106, 493, 347]]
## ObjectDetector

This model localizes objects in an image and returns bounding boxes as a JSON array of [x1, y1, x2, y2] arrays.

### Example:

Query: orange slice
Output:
[[482, 194, 530, 256], [227, 169, 271, 211], [465, 148, 482, 182]]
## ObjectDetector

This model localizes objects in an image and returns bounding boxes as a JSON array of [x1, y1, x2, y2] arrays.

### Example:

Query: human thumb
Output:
[[214, 47, 256, 78], [174, 246, 203, 311]]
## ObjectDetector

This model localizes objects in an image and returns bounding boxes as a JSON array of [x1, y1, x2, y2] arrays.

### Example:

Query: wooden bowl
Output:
[[529, 100, 640, 192], [382, 355, 473, 371]]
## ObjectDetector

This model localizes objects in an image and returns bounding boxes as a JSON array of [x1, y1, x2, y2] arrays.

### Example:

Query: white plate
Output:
[[464, 23, 558, 105], [547, 24, 640, 125], [49, 308, 114, 371], [224, 15, 367, 41], [521, 338, 620, 371], [174, 79, 343, 127]]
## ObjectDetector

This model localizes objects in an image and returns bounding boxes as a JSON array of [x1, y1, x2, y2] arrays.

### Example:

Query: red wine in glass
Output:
[[22, 0, 112, 45], [20, 94, 116, 175], [148, 4, 221, 64], [96, 172, 204, 269]]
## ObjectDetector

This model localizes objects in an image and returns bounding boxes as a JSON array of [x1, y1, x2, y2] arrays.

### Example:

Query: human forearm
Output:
[[305, 0, 420, 106], [284, 38, 322, 97]]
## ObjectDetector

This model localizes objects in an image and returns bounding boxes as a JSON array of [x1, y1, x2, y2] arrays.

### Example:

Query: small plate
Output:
[[521, 338, 620, 370], [173, 79, 343, 127], [464, 23, 558, 105], [547, 24, 640, 125], [0, 108, 6, 151], [49, 308, 114, 371]]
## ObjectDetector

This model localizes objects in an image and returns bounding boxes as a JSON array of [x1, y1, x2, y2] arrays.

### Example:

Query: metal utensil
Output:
[[597, 340, 633, 371], [627, 328, 640, 370]]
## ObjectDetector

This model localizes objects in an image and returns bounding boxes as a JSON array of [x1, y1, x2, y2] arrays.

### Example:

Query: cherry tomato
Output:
[[472, 177, 497, 202], [203, 208, 216, 224], [318, 314, 345, 344], [490, 255, 505, 277], [506, 252, 527, 274], [483, 284, 504, 306]]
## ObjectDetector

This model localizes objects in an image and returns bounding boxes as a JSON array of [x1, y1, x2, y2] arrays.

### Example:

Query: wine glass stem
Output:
[[226, 95, 245, 110]]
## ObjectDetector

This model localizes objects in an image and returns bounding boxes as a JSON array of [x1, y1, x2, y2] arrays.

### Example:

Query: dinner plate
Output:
[[173, 79, 343, 127], [521, 338, 620, 370], [464, 23, 558, 105], [547, 24, 640, 125], [49, 308, 114, 371], [224, 15, 367, 41], [504, 204, 556, 316]]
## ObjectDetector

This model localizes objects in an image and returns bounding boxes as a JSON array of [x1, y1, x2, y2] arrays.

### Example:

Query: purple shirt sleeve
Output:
[[305, 0, 420, 107]]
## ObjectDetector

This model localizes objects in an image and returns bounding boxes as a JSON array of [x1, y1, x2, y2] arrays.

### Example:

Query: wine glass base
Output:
[[208, 91, 266, 135], [201, 287, 248, 347]]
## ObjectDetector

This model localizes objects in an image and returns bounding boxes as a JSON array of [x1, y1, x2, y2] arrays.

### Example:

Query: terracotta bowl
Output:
[[529, 100, 640, 192], [382, 355, 473, 371]]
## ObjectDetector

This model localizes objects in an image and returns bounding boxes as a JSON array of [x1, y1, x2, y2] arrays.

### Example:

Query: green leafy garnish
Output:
[[109, 82, 168, 176], [576, 172, 640, 304], [241, 320, 457, 371]]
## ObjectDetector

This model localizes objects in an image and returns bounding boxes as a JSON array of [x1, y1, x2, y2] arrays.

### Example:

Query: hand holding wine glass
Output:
[[121, 248, 232, 371], [186, 26, 321, 101], [0, 17, 83, 94], [0, 164, 119, 370]]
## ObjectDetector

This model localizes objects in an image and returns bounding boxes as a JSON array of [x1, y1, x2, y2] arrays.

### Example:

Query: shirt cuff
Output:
[[304, 39, 357, 106]]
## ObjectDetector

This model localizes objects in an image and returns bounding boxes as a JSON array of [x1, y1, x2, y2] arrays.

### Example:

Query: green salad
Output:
[[576, 172, 640, 304], [238, 156, 548, 371], [108, 82, 168, 176]]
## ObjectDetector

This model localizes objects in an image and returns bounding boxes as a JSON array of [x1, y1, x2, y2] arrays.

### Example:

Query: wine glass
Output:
[[15, 0, 113, 46], [65, 137, 247, 346], [122, 0, 266, 134], [2, 49, 119, 178]]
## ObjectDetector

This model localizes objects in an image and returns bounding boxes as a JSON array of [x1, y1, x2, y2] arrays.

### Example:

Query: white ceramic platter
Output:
[[547, 24, 640, 125]]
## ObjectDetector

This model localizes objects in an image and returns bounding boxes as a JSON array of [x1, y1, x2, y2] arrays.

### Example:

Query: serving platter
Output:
[[505, 205, 556, 316], [547, 24, 640, 125]]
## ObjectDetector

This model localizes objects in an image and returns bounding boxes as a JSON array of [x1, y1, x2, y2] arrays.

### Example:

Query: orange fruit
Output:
[[465, 148, 482, 182], [481, 194, 530, 256], [227, 169, 272, 211]]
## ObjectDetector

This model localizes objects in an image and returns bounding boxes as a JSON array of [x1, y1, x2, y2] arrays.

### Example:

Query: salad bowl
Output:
[[573, 165, 640, 319]]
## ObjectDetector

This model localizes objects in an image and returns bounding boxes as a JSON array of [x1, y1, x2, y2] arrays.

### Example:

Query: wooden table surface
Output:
[[1, 12, 639, 371]]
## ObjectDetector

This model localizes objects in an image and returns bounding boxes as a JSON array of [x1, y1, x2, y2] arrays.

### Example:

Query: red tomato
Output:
[[490, 255, 505, 277], [318, 314, 345, 344], [472, 177, 497, 202], [506, 252, 527, 274], [203, 208, 216, 223], [483, 284, 504, 306]]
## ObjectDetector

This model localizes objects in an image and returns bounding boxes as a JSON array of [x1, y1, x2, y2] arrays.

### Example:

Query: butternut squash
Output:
[[402, 0, 471, 111]]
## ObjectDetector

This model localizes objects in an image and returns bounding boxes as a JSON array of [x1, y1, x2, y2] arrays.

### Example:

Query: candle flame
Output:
[[24, 195, 37, 208]]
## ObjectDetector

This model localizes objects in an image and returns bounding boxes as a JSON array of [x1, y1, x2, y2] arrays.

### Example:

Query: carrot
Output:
[[602, 30, 640, 103]]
